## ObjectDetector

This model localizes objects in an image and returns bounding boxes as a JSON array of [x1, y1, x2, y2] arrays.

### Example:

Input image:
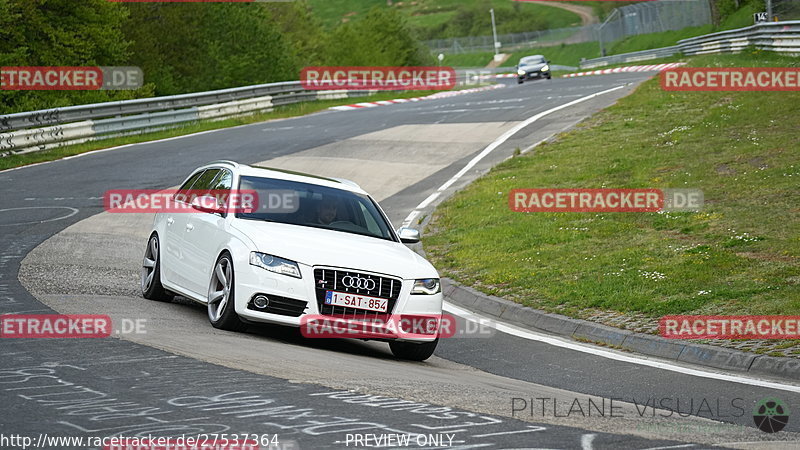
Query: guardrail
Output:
[[580, 20, 800, 69], [0, 82, 377, 155], [0, 73, 480, 156], [678, 20, 800, 55], [581, 46, 681, 69]]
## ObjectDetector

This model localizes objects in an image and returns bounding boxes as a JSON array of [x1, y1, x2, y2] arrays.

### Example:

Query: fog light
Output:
[[253, 295, 270, 309]]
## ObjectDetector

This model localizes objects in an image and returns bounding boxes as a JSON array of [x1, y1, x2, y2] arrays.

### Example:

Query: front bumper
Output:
[[234, 262, 443, 342], [519, 71, 550, 80]]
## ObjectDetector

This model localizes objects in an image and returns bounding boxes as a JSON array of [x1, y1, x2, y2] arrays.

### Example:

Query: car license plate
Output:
[[324, 290, 388, 313]]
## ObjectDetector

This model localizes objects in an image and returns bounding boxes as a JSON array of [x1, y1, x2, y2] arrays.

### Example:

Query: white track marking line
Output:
[[0, 206, 79, 226], [581, 433, 596, 450], [443, 302, 800, 393], [400, 84, 628, 227], [641, 445, 696, 450]]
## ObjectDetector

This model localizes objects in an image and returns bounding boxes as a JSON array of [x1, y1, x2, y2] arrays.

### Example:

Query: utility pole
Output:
[[490, 8, 500, 56], [766, 0, 773, 21], [597, 9, 619, 58]]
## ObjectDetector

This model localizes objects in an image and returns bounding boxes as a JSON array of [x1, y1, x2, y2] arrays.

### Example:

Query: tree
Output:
[[0, 0, 140, 113], [124, 3, 298, 95], [325, 7, 428, 66]]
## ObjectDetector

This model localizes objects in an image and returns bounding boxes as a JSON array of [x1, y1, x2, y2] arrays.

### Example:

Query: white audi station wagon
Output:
[[141, 161, 443, 360]]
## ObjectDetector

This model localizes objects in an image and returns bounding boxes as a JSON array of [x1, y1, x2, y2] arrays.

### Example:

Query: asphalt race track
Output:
[[2, 75, 799, 449]]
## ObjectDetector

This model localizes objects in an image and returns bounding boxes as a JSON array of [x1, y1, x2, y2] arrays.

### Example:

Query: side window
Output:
[[176, 170, 205, 203], [209, 169, 232, 191], [191, 169, 221, 193], [208, 170, 233, 215]]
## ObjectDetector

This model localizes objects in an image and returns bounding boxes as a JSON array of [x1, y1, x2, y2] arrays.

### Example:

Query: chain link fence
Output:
[[597, 0, 712, 55], [425, 0, 712, 55], [424, 25, 598, 54]]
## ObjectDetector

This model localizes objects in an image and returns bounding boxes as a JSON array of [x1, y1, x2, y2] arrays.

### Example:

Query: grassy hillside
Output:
[[308, 0, 581, 39]]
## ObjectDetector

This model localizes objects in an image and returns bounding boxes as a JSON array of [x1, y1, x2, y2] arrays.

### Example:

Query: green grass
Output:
[[308, 0, 580, 38], [439, 52, 496, 68], [502, 42, 601, 68], [0, 90, 446, 171], [306, 0, 377, 27], [423, 51, 800, 319], [609, 26, 714, 55]]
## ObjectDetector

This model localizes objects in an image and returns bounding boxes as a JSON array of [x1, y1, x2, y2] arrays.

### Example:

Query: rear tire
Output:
[[389, 338, 438, 361], [141, 234, 172, 302], [207, 253, 247, 331]]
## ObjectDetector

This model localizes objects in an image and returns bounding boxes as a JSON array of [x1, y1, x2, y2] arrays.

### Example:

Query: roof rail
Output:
[[205, 160, 239, 168], [249, 165, 341, 184], [331, 178, 362, 189]]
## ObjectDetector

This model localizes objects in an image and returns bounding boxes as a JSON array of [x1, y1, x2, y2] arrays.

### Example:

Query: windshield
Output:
[[236, 176, 396, 241], [520, 56, 545, 65]]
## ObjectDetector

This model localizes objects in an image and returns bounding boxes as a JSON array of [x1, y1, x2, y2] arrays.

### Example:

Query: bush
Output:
[[124, 3, 298, 95], [325, 8, 429, 66], [0, 0, 150, 113]]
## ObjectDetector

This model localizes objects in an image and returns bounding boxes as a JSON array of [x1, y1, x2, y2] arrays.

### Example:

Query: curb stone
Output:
[[749, 357, 800, 379], [441, 278, 800, 382]]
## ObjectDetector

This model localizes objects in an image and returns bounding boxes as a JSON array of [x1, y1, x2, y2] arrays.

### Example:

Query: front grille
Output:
[[247, 294, 308, 317], [313, 268, 402, 318]]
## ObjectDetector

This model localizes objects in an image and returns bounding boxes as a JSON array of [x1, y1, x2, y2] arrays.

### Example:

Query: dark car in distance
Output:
[[517, 55, 551, 83]]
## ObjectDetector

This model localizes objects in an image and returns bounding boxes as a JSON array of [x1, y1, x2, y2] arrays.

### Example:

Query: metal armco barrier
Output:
[[1, 74, 474, 155], [580, 21, 800, 69], [580, 46, 681, 69], [678, 20, 800, 55], [0, 83, 377, 155]]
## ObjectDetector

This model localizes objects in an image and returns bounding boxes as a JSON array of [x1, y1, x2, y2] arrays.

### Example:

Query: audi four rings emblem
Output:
[[342, 275, 376, 290]]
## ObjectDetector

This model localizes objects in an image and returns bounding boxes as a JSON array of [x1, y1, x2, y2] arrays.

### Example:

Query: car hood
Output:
[[231, 219, 438, 279], [520, 63, 547, 71]]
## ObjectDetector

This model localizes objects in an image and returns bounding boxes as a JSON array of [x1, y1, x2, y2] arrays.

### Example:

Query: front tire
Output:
[[517, 78, 524, 84], [207, 254, 246, 331], [389, 338, 439, 361], [141, 234, 172, 301]]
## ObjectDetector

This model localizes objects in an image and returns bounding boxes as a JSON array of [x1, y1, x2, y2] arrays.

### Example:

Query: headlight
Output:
[[541, 65, 550, 72], [249, 252, 302, 278], [517, 69, 526, 76], [411, 278, 441, 295]]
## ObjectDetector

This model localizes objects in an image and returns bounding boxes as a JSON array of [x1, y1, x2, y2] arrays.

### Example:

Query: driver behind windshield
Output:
[[315, 195, 339, 225]]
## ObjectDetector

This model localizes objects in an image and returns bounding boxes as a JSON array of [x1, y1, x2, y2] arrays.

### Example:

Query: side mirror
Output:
[[397, 227, 420, 244], [191, 195, 225, 215]]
